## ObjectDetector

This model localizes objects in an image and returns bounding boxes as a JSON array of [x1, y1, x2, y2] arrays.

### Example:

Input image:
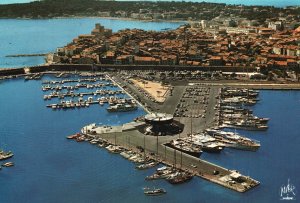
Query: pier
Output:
[[44, 89, 124, 100], [107, 74, 151, 114], [77, 76, 261, 193], [80, 123, 259, 193], [1, 69, 294, 193]]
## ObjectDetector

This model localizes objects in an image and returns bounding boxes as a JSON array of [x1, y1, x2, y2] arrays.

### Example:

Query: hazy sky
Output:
[[0, 0, 299, 7]]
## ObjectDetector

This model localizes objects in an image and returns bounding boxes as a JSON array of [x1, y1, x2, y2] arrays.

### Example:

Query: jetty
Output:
[[1, 69, 287, 193], [80, 121, 259, 193], [71, 72, 268, 193], [6, 53, 47, 57]]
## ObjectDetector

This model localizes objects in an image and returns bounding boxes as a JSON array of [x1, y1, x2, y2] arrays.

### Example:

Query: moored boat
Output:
[[107, 103, 138, 112], [166, 139, 202, 157], [201, 143, 223, 153], [167, 172, 193, 184], [136, 161, 157, 170], [66, 133, 81, 139]]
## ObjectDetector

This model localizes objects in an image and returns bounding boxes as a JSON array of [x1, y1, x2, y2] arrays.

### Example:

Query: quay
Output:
[[46, 97, 135, 109], [200, 81, 300, 90], [77, 74, 262, 193], [80, 122, 259, 193], [106, 74, 151, 114], [0, 65, 299, 91]]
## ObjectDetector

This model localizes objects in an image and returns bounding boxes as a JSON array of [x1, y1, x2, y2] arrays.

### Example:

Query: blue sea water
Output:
[[0, 18, 183, 68], [0, 76, 300, 203], [0, 17, 300, 203]]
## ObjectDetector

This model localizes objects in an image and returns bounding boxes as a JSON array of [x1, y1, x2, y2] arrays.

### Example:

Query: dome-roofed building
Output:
[[143, 113, 183, 136]]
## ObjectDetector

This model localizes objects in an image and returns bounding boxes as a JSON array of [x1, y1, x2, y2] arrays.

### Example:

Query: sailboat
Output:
[[136, 135, 157, 170]]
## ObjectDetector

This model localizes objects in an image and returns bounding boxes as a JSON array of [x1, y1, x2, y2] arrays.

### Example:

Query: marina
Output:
[[0, 70, 292, 196], [0, 16, 299, 203], [40, 74, 140, 111], [1, 67, 300, 203], [38, 72, 269, 193]]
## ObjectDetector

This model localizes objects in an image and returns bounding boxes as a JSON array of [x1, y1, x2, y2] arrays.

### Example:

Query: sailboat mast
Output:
[[144, 135, 146, 161], [180, 149, 182, 169], [156, 117, 160, 162], [174, 148, 176, 168], [190, 116, 193, 142], [156, 133, 158, 162]]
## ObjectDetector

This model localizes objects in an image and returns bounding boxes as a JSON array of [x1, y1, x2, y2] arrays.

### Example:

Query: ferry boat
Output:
[[107, 103, 138, 112], [144, 188, 166, 196], [0, 150, 14, 161]]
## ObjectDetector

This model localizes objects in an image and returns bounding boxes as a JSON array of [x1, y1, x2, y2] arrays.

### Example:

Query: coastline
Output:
[[0, 16, 188, 24], [0, 11, 299, 202], [1, 64, 300, 90]]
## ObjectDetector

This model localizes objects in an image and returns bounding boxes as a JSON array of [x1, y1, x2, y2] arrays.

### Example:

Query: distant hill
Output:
[[0, 0, 299, 23]]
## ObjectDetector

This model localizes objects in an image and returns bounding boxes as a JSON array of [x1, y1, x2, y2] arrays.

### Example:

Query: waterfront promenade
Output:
[[1, 65, 299, 90]]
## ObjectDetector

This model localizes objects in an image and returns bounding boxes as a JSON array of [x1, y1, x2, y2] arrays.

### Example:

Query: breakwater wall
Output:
[[0, 68, 25, 76], [6, 53, 47, 57], [52, 64, 257, 72], [1, 64, 257, 75]]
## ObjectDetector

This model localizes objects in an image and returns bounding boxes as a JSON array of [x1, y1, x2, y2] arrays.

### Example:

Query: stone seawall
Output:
[[0, 68, 25, 76], [29, 64, 257, 72]]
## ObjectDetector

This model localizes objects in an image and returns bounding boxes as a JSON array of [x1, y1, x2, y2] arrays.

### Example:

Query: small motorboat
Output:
[[144, 187, 166, 196], [2, 162, 14, 167]]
